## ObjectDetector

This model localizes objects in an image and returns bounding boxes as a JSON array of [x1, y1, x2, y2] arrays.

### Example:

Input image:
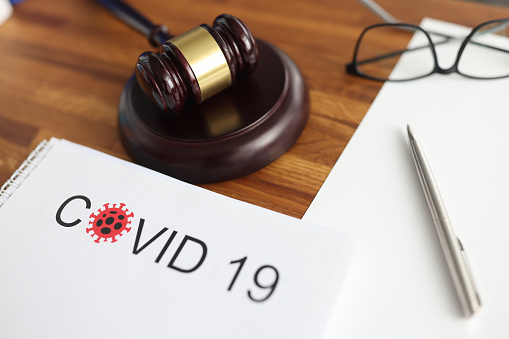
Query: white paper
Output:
[[0, 139, 356, 339], [0, 0, 12, 28], [304, 18, 509, 338]]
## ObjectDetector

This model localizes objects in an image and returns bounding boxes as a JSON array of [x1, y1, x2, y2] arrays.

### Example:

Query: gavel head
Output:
[[135, 14, 258, 115]]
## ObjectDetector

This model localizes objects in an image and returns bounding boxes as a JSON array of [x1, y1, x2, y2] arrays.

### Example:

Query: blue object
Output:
[[9, 0, 24, 5]]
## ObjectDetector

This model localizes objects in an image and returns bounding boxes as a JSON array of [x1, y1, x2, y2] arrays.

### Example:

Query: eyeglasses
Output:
[[346, 18, 509, 81]]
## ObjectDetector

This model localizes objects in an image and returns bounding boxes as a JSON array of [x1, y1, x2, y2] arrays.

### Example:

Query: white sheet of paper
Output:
[[304, 18, 509, 338], [0, 0, 12, 28], [0, 139, 356, 339]]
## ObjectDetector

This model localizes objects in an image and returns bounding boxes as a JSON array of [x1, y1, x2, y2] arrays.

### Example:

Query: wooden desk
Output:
[[0, 0, 507, 218]]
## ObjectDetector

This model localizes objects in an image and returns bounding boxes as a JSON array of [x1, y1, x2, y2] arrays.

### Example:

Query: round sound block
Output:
[[118, 40, 309, 184]]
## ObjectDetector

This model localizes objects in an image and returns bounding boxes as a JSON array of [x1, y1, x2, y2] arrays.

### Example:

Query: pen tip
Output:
[[407, 124, 415, 141]]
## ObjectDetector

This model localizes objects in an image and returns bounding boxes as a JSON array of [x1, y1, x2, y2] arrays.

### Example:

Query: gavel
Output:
[[135, 14, 258, 115], [95, 0, 309, 184]]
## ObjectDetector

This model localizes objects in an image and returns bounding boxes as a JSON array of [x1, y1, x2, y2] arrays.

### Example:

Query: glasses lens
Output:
[[458, 20, 509, 79], [355, 25, 435, 81]]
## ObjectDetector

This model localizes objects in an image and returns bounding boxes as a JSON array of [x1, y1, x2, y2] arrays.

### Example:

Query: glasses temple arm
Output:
[[349, 35, 509, 70], [350, 44, 432, 68]]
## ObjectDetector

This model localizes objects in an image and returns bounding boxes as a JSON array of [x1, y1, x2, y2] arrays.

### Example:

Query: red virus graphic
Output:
[[87, 203, 133, 243]]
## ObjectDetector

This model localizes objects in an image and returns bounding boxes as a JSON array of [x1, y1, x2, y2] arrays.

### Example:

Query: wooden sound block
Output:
[[118, 40, 309, 184]]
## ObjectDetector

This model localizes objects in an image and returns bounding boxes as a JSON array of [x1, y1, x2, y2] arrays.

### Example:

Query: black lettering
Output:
[[155, 230, 178, 263], [228, 257, 247, 291], [56, 195, 91, 227], [168, 235, 207, 273], [132, 218, 168, 255], [247, 265, 279, 302]]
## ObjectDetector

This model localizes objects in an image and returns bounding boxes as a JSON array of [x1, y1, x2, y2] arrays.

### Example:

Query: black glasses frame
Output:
[[346, 18, 509, 81]]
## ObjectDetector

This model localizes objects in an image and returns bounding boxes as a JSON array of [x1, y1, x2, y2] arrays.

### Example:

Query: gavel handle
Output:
[[94, 0, 173, 46]]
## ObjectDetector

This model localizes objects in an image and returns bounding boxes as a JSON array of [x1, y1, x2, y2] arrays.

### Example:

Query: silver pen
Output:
[[407, 125, 481, 317]]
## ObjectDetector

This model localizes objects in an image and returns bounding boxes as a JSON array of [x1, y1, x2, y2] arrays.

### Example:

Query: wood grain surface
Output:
[[0, 0, 507, 218]]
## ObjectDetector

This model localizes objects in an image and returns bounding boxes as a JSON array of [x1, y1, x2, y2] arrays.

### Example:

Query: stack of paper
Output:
[[0, 138, 356, 338]]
